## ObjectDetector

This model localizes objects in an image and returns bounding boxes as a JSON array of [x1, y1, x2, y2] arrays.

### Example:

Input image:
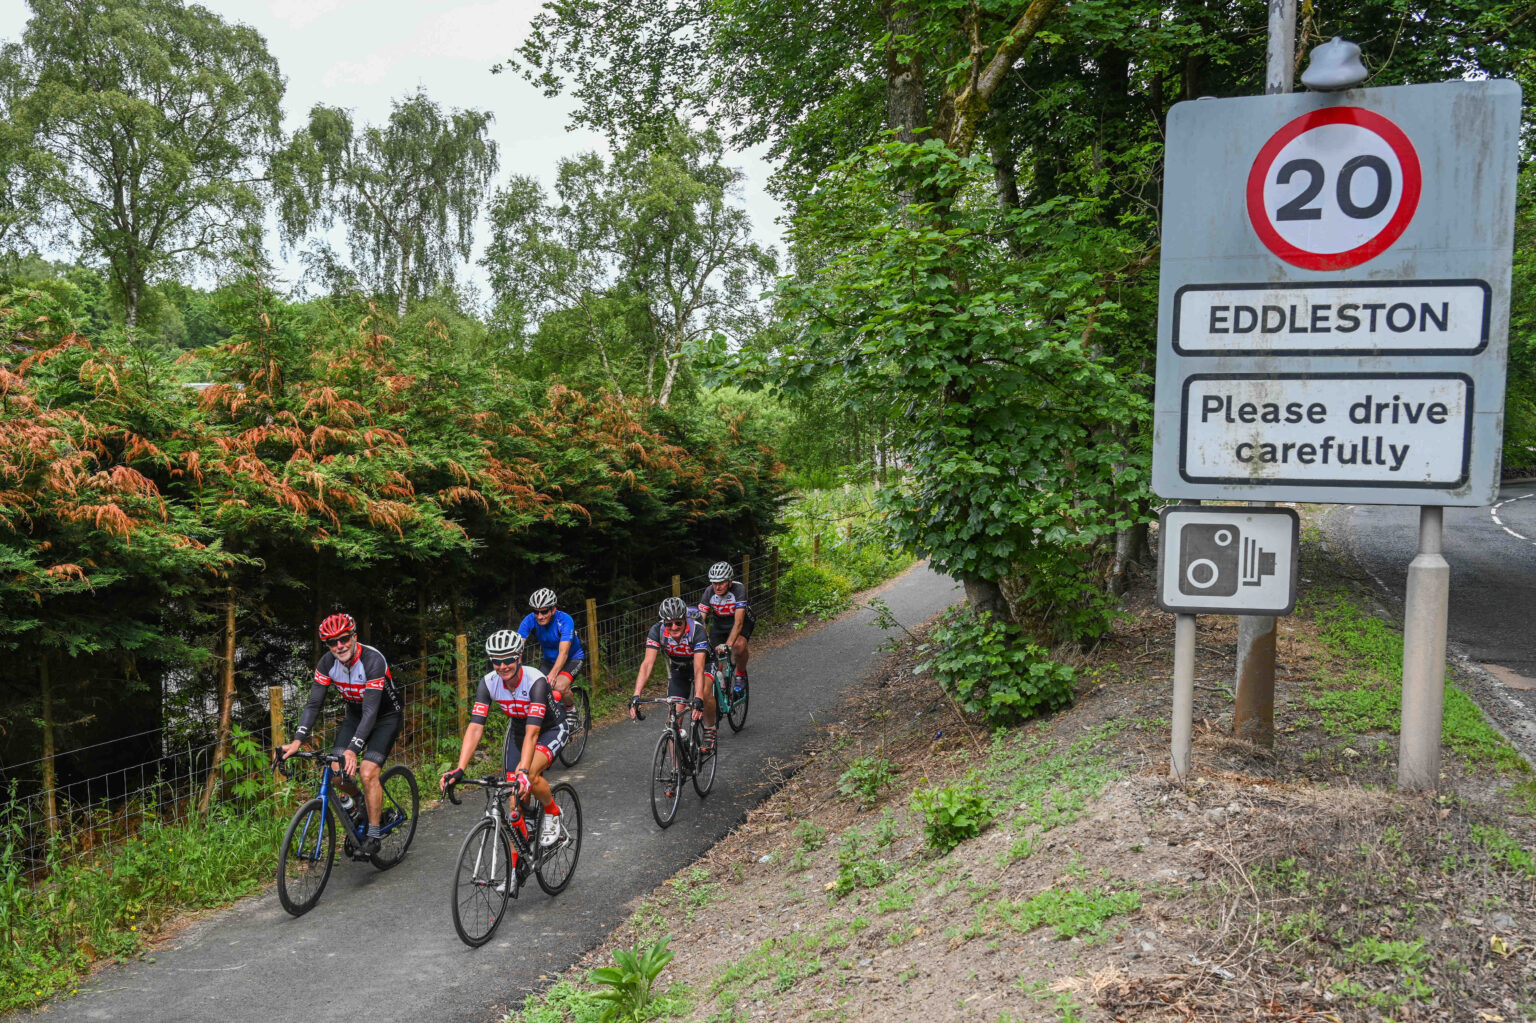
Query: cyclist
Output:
[[277, 613, 403, 857], [696, 561, 753, 698], [440, 630, 568, 847], [629, 596, 713, 750], [515, 588, 584, 701]]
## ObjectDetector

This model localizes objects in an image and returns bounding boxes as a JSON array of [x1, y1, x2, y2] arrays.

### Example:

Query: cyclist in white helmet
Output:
[[440, 630, 569, 847], [516, 588, 584, 701], [696, 560, 753, 698]]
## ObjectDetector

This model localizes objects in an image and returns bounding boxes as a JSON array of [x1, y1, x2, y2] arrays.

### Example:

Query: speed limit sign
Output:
[[1247, 107, 1421, 271]]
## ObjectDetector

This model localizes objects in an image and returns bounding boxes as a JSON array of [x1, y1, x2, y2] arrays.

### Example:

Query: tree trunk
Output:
[[397, 246, 412, 319], [199, 591, 237, 814], [657, 336, 683, 406], [883, 3, 928, 142], [123, 277, 141, 328], [40, 656, 58, 838], [962, 576, 1010, 622], [1107, 523, 1148, 596]]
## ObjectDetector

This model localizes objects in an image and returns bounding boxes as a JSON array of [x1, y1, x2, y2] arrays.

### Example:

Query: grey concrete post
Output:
[[1398, 506, 1449, 791], [1171, 613, 1198, 781]]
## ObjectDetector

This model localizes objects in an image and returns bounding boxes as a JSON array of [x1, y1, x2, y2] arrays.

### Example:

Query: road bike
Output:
[[558, 682, 591, 767], [706, 645, 749, 733], [444, 774, 583, 947], [274, 751, 419, 917], [634, 696, 716, 828]]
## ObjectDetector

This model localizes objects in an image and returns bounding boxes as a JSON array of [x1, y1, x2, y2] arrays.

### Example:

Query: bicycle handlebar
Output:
[[631, 696, 690, 723], [444, 773, 525, 806], [273, 749, 346, 778]]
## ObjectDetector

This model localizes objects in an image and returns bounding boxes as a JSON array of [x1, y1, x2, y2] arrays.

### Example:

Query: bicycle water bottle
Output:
[[508, 800, 530, 841]]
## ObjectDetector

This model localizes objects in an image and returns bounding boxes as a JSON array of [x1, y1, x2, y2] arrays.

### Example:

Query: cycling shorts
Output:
[[666, 662, 698, 701], [501, 715, 569, 770], [540, 658, 583, 684], [331, 708, 402, 766]]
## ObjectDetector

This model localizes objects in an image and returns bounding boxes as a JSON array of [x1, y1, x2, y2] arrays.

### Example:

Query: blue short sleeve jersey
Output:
[[516, 610, 586, 663]]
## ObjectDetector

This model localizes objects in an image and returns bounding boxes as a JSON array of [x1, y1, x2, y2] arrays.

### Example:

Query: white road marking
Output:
[[1490, 492, 1536, 546]]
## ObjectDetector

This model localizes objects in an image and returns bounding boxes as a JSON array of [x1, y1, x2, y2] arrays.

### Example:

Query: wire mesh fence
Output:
[[0, 549, 789, 880]]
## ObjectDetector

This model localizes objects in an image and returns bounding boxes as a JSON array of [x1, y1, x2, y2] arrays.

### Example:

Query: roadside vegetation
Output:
[[773, 485, 914, 624], [504, 524, 1536, 1023]]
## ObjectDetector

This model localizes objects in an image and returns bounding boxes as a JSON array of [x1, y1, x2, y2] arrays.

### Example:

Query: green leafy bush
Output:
[[911, 771, 996, 853], [828, 831, 896, 899], [923, 608, 1076, 726], [589, 936, 674, 1022], [777, 562, 854, 620], [837, 756, 897, 806]]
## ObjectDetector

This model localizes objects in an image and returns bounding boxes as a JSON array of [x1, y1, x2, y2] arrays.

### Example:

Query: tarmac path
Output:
[[27, 564, 961, 1023]]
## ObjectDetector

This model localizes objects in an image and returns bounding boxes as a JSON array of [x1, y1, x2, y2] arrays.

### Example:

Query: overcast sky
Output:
[[0, 0, 785, 300]]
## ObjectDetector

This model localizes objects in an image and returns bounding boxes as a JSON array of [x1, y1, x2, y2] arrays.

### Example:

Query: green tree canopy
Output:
[[10, 0, 283, 327], [275, 90, 499, 318]]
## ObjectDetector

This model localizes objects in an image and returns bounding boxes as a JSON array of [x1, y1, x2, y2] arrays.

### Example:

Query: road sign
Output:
[[1153, 80, 1521, 506], [1157, 506, 1299, 616]]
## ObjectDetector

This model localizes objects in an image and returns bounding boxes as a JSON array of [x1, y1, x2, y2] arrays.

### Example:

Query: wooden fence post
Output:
[[40, 658, 57, 838], [455, 634, 469, 733], [742, 554, 751, 595], [671, 574, 681, 598], [269, 685, 285, 747], [813, 534, 821, 566], [771, 548, 780, 618], [585, 599, 600, 686], [199, 591, 237, 814]]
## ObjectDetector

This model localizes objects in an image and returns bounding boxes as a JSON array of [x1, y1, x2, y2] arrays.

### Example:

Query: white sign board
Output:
[[1153, 80, 1521, 506], [1157, 506, 1299, 616]]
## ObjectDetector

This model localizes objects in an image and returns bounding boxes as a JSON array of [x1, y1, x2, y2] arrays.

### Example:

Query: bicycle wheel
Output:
[[692, 720, 717, 797], [451, 818, 513, 947], [727, 673, 749, 732], [370, 765, 420, 870], [650, 732, 682, 828], [558, 686, 591, 767], [277, 797, 336, 917], [535, 782, 583, 895]]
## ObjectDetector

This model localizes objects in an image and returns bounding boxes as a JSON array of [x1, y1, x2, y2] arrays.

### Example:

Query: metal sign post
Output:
[[1154, 61, 1521, 790]]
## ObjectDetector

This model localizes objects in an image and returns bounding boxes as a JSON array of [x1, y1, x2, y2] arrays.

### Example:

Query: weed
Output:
[[794, 820, 827, 852], [911, 771, 995, 853], [828, 831, 896, 900], [590, 936, 676, 1021], [994, 886, 1142, 941], [876, 887, 915, 914], [1471, 825, 1536, 878], [837, 757, 897, 806], [668, 867, 720, 922], [920, 608, 1076, 726]]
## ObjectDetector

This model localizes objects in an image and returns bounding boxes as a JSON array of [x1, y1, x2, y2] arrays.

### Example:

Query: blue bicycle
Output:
[[274, 750, 419, 916]]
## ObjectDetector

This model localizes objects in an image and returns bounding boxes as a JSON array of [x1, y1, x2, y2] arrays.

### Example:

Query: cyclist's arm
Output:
[[515, 613, 537, 639], [725, 607, 746, 647], [692, 650, 708, 702], [549, 638, 572, 679], [291, 674, 331, 744], [632, 647, 658, 697], [452, 680, 495, 772]]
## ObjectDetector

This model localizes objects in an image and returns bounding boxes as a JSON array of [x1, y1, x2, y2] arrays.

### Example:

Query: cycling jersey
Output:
[[516, 610, 586, 663], [470, 665, 568, 732], [293, 643, 402, 752], [697, 582, 755, 642], [646, 619, 710, 667]]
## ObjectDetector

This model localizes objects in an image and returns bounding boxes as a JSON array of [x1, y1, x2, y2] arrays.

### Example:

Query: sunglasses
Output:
[[534, 608, 556, 616], [325, 634, 355, 648], [663, 618, 686, 627], [489, 657, 520, 667]]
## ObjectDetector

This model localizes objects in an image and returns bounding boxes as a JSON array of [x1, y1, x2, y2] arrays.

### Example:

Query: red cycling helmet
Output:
[[318, 613, 356, 641]]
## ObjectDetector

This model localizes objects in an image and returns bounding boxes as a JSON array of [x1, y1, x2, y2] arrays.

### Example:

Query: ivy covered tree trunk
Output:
[[199, 592, 236, 814]]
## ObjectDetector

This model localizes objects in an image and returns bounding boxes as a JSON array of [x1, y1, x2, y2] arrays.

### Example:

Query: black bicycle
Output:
[[445, 774, 583, 947], [635, 696, 716, 828], [558, 682, 591, 767], [274, 751, 419, 916]]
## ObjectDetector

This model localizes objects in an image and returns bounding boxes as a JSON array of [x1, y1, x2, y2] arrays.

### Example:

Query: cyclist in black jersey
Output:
[[277, 612, 404, 857], [440, 630, 570, 847], [630, 596, 714, 750], [697, 561, 753, 696]]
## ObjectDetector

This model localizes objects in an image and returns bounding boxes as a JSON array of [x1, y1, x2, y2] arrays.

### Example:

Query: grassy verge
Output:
[[774, 484, 915, 624]]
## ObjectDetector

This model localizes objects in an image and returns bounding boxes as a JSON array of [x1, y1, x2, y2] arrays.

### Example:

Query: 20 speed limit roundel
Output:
[[1246, 107, 1421, 271]]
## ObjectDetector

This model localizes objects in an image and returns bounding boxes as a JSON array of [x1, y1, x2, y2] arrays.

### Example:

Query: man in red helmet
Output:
[[277, 613, 404, 856]]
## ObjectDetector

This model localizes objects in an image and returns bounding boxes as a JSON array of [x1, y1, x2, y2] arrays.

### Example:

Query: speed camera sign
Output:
[[1247, 107, 1422, 271]]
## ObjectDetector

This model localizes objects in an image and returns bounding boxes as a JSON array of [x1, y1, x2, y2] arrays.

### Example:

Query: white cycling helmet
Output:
[[529, 587, 558, 610], [485, 629, 525, 659], [659, 596, 690, 621], [708, 561, 734, 583]]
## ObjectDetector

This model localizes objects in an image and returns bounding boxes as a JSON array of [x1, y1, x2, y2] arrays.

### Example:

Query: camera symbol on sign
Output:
[[1178, 524, 1277, 597]]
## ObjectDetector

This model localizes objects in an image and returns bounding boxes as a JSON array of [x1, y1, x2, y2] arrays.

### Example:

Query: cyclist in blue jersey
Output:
[[630, 596, 714, 750], [516, 588, 584, 701]]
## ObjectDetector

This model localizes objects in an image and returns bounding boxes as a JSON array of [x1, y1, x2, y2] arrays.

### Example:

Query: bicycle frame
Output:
[[462, 780, 540, 883], [707, 648, 738, 716], [290, 754, 406, 860]]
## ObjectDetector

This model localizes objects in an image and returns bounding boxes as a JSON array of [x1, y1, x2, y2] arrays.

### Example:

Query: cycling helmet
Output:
[[658, 596, 689, 621], [485, 629, 525, 659], [318, 613, 356, 641], [529, 588, 558, 610], [708, 561, 734, 583]]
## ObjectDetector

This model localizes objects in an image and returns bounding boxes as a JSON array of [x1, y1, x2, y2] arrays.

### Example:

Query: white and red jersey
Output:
[[470, 665, 565, 729], [313, 643, 400, 711]]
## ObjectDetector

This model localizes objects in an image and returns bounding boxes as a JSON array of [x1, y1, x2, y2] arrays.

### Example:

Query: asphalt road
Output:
[[1320, 482, 1536, 760], [27, 564, 962, 1023]]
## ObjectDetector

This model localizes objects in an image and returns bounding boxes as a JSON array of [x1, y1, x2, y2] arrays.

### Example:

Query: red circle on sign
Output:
[[1246, 106, 1421, 271]]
